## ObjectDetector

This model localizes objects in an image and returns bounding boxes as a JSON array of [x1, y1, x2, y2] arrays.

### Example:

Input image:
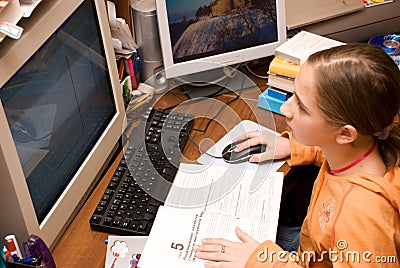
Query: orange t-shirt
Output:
[[245, 133, 400, 267]]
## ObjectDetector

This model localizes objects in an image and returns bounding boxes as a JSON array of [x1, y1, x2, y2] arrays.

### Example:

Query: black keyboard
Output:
[[90, 108, 194, 235]]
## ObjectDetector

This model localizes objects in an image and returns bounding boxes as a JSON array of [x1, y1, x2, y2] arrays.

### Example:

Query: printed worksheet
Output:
[[138, 168, 284, 268]]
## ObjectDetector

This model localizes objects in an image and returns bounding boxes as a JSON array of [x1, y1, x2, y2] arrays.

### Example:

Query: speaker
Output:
[[132, 0, 168, 93]]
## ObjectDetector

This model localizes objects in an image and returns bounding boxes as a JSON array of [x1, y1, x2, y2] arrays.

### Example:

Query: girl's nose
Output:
[[280, 96, 293, 118]]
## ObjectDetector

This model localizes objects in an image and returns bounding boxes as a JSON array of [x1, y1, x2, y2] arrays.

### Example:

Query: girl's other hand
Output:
[[194, 227, 260, 268]]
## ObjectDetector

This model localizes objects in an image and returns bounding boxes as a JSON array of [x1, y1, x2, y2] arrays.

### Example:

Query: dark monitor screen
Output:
[[0, 1, 116, 223]]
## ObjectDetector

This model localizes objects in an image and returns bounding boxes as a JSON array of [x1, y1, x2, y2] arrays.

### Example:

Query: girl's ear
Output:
[[336, 125, 358, 144]]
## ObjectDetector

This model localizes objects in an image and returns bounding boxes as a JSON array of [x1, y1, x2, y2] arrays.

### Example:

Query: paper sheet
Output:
[[166, 165, 283, 225], [139, 170, 284, 268]]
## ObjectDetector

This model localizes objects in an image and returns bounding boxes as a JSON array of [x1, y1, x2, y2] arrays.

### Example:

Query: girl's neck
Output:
[[323, 138, 386, 176]]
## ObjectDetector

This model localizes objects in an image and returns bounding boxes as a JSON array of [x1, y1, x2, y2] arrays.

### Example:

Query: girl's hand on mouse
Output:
[[234, 130, 290, 163]]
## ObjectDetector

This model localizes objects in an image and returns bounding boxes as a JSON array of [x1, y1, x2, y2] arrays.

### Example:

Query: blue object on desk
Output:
[[0, 246, 6, 268], [267, 87, 288, 101], [258, 88, 284, 115]]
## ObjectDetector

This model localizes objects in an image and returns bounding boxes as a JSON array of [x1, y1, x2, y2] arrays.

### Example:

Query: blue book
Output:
[[267, 87, 287, 101]]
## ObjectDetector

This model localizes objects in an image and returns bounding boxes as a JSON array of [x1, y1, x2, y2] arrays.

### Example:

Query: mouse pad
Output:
[[197, 120, 285, 193]]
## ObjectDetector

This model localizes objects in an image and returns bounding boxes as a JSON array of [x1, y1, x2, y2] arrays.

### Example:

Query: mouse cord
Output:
[[184, 76, 245, 158], [187, 134, 223, 159], [190, 92, 240, 133], [161, 83, 235, 114], [190, 74, 245, 133]]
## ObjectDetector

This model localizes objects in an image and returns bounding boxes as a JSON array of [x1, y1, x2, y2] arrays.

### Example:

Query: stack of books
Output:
[[259, 31, 345, 114], [267, 57, 299, 100]]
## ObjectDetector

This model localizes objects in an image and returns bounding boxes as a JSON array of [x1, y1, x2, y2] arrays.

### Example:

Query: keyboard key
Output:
[[95, 206, 104, 213], [112, 217, 122, 226], [122, 218, 131, 228], [103, 217, 112, 225], [90, 215, 102, 224], [139, 221, 148, 230], [145, 206, 158, 214], [149, 198, 162, 207], [143, 212, 154, 221]]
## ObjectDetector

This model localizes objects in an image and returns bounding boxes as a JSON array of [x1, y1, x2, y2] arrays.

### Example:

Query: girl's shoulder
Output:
[[341, 168, 400, 214], [384, 165, 400, 191]]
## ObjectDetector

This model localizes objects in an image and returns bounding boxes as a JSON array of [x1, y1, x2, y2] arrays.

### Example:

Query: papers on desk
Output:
[[138, 168, 284, 268], [138, 120, 286, 267], [165, 163, 284, 228]]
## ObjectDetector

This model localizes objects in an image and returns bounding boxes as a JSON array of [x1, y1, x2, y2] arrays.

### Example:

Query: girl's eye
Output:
[[295, 96, 306, 112]]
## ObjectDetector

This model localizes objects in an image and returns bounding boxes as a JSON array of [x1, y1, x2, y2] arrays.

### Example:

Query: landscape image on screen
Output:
[[166, 0, 278, 63]]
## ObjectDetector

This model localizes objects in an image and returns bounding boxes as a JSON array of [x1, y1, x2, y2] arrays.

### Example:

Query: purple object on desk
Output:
[[27, 235, 56, 268]]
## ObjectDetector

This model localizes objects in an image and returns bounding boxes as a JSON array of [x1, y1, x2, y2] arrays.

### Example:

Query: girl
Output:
[[194, 43, 400, 267]]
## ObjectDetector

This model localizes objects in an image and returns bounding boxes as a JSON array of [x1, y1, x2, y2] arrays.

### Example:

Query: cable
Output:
[[171, 65, 243, 99], [161, 94, 208, 112], [189, 72, 246, 133], [161, 79, 240, 112], [178, 83, 227, 98], [244, 61, 269, 79], [187, 133, 223, 159], [162, 68, 246, 160], [190, 92, 240, 133]]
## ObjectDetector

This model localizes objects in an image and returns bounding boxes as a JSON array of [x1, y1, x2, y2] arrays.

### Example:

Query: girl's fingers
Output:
[[234, 136, 265, 152], [233, 130, 262, 142], [194, 243, 224, 253], [249, 148, 275, 162], [198, 238, 233, 248], [235, 227, 255, 243]]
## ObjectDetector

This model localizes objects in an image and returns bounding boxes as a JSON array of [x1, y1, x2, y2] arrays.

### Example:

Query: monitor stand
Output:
[[172, 66, 258, 99]]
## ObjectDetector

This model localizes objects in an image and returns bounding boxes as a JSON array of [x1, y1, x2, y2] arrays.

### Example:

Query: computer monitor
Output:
[[156, 0, 286, 83], [0, 0, 125, 248]]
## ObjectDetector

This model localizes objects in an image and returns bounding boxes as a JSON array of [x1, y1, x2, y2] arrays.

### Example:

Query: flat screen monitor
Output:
[[0, 0, 125, 248], [156, 0, 286, 79]]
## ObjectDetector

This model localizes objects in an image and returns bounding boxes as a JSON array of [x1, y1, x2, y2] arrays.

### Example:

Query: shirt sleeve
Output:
[[281, 131, 325, 167]]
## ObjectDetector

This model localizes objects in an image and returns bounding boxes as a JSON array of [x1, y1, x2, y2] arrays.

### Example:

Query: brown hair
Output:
[[306, 43, 400, 170]]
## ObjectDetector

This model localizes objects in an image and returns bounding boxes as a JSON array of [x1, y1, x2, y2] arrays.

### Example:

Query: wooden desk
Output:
[[51, 80, 289, 267]]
